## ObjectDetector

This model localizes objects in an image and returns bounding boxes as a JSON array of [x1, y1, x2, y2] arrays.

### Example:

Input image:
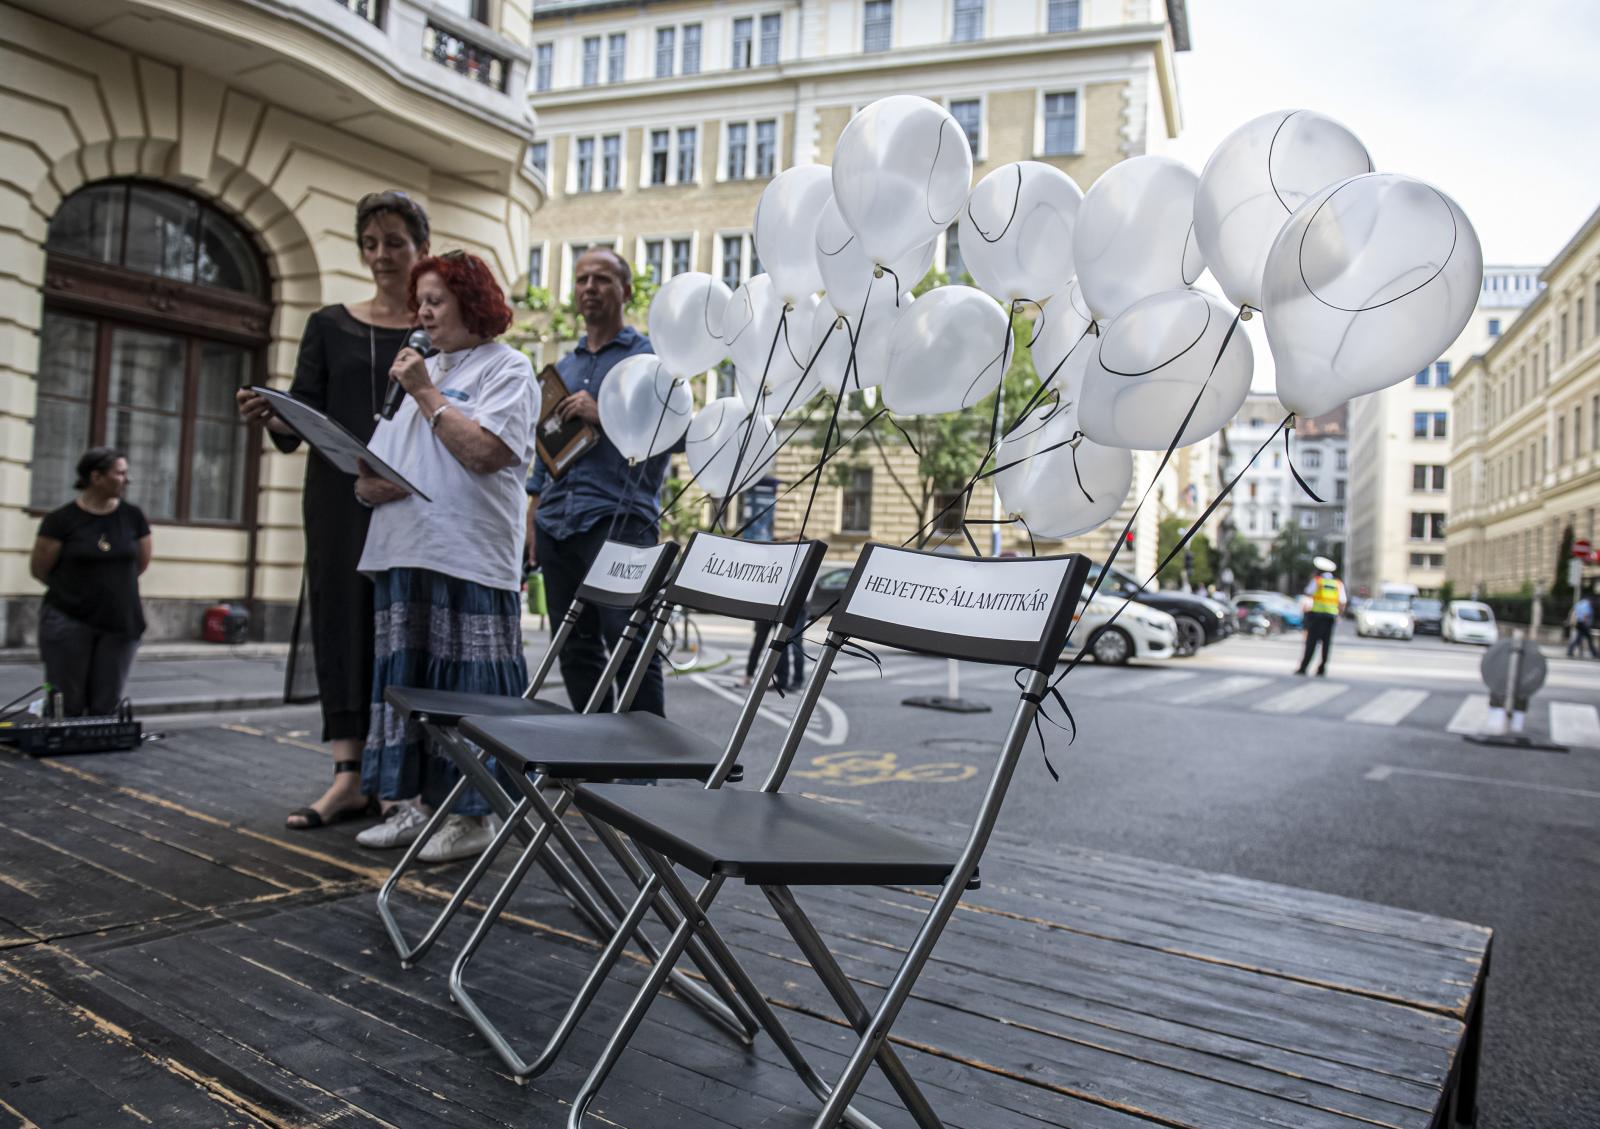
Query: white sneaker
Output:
[[355, 802, 429, 849], [417, 814, 498, 864]]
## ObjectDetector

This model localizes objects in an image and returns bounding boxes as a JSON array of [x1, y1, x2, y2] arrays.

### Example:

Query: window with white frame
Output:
[[1047, 0, 1081, 31], [581, 36, 600, 86], [643, 239, 664, 283], [527, 243, 545, 288], [726, 123, 749, 180], [760, 12, 781, 64], [732, 17, 753, 68], [682, 23, 702, 73], [649, 130, 671, 185], [607, 32, 626, 83], [720, 233, 757, 290], [1302, 449, 1322, 469], [677, 127, 698, 183], [574, 136, 595, 192], [671, 237, 692, 277], [1412, 464, 1446, 492], [754, 120, 777, 177], [949, 98, 981, 155], [525, 140, 548, 177], [601, 134, 621, 189], [1299, 511, 1317, 530], [655, 27, 675, 77], [1409, 512, 1446, 541], [864, 0, 892, 52], [952, 0, 983, 42], [534, 42, 553, 91], [1041, 91, 1078, 155]]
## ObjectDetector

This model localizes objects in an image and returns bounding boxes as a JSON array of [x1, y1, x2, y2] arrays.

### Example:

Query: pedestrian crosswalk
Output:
[[817, 654, 1600, 749]]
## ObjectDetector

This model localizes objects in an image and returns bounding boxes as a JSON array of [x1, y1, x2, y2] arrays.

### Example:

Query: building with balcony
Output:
[[1447, 218, 1600, 597], [1343, 265, 1541, 599], [527, 0, 1189, 574], [0, 0, 545, 643]]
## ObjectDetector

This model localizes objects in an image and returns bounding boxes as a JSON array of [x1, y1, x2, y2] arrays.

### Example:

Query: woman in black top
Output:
[[236, 191, 430, 829], [30, 448, 152, 716]]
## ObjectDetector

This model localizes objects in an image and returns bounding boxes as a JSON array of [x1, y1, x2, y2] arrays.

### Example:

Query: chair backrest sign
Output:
[[667, 532, 826, 625], [575, 540, 679, 608], [831, 544, 1088, 669]]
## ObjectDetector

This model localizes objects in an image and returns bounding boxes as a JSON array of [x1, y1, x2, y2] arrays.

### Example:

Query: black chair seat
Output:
[[460, 712, 724, 780], [386, 685, 569, 728], [575, 784, 959, 887]]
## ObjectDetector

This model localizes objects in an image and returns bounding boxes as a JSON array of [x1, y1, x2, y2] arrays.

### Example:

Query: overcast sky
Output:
[[1166, 0, 1600, 266]]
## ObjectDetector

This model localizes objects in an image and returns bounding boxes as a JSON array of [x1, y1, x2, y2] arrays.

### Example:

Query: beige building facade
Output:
[[527, 0, 1192, 576], [0, 0, 544, 643], [1448, 210, 1600, 597], [1343, 265, 1540, 599]]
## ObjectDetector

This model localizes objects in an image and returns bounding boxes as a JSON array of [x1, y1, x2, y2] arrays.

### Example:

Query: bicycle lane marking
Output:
[[688, 673, 849, 746]]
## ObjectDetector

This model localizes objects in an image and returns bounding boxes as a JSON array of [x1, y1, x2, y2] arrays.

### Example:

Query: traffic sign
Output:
[[1574, 538, 1592, 558]]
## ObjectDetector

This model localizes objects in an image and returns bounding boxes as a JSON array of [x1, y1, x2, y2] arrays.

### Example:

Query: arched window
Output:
[[35, 180, 271, 525]]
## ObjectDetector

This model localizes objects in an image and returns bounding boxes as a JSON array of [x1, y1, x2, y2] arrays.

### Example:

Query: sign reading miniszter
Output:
[[845, 548, 1070, 641], [581, 541, 673, 597], [675, 535, 809, 606]]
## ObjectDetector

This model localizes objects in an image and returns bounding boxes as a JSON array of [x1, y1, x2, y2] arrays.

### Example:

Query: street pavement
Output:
[[7, 616, 1599, 1123]]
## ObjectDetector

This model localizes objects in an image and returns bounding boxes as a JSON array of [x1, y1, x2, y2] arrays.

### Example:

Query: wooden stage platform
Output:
[[0, 716, 1490, 1128]]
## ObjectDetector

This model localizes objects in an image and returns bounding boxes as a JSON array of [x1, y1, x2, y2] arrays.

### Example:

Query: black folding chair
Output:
[[450, 531, 830, 1080], [565, 543, 1090, 1129], [375, 539, 679, 967]]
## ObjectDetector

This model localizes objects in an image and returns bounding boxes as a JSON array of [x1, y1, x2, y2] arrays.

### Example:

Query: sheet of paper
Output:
[[250, 386, 431, 501]]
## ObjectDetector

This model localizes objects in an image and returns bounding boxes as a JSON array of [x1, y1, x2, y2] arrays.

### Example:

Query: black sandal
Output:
[[285, 760, 377, 830]]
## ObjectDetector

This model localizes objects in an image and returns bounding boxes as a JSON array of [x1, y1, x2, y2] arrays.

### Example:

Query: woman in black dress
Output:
[[237, 191, 430, 829]]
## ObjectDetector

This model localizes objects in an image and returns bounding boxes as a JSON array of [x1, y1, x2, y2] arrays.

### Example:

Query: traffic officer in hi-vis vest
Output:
[[1296, 556, 1348, 677]]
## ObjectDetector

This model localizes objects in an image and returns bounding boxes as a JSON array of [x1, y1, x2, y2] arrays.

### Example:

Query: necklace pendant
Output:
[[97, 535, 111, 552]]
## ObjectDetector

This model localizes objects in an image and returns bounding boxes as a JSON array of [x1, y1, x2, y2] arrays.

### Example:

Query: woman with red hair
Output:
[[352, 251, 538, 863]]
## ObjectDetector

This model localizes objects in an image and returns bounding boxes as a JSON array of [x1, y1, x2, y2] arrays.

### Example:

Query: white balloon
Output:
[[754, 165, 834, 305], [996, 400, 1133, 539], [721, 274, 820, 412], [1079, 289, 1253, 450], [882, 286, 1012, 415], [647, 272, 732, 377], [685, 396, 779, 499], [962, 161, 1083, 303], [596, 354, 694, 462], [1029, 281, 1094, 392], [1263, 172, 1482, 420], [1073, 156, 1205, 321], [1194, 110, 1372, 312], [807, 282, 907, 394], [832, 95, 973, 267], [815, 196, 935, 316]]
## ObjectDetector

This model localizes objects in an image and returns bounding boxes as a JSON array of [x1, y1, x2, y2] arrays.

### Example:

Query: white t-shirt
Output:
[[358, 342, 538, 592]]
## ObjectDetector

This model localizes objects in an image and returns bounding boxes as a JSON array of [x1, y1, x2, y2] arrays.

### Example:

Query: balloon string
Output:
[[1282, 414, 1325, 502], [796, 272, 882, 536], [731, 408, 893, 539], [1069, 437, 1095, 504], [966, 163, 1023, 245], [710, 306, 789, 530], [722, 315, 839, 502], [605, 385, 676, 542]]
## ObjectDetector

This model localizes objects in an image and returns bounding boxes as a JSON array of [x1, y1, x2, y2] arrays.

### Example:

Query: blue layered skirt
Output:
[[362, 567, 528, 815]]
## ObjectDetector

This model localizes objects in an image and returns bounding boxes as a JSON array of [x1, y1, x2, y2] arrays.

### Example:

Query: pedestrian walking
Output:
[[1568, 590, 1597, 659], [1296, 556, 1347, 677]]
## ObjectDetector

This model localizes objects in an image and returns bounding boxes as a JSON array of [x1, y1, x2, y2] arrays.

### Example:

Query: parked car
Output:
[[1442, 600, 1498, 645], [1410, 597, 1444, 635], [1085, 564, 1230, 656], [1233, 590, 1304, 630], [1065, 591, 1178, 665], [804, 564, 855, 623], [1355, 599, 1415, 640]]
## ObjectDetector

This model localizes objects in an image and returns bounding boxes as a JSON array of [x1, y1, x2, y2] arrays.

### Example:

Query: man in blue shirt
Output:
[[526, 248, 669, 714]]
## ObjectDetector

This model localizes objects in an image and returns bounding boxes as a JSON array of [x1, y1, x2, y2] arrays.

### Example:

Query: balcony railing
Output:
[[331, 0, 382, 26], [424, 21, 508, 91]]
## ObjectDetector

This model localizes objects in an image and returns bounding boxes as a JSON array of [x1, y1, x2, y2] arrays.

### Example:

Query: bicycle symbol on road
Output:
[[792, 751, 978, 787]]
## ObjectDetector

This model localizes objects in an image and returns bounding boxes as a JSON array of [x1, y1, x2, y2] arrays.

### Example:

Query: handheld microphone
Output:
[[380, 328, 438, 420]]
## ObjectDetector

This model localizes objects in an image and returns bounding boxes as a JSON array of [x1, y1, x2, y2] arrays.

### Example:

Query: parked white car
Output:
[[1355, 599, 1415, 640], [1442, 600, 1498, 645], [1064, 592, 1179, 665]]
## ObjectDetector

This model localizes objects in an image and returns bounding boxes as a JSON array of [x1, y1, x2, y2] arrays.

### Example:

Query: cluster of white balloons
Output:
[[598, 96, 1482, 542]]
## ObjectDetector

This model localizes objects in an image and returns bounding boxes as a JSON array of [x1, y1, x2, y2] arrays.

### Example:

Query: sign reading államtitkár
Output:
[[674, 535, 810, 608], [581, 541, 673, 596], [843, 548, 1071, 642]]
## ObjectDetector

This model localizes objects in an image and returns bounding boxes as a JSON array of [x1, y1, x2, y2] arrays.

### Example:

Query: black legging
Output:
[[1298, 612, 1336, 674]]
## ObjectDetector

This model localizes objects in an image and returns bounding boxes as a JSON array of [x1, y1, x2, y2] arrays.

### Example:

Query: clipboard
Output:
[[249, 386, 432, 502], [534, 365, 598, 478]]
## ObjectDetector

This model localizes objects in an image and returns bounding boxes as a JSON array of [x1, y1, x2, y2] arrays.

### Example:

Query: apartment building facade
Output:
[[1343, 265, 1541, 599], [1448, 214, 1600, 596], [527, 0, 1190, 572], [0, 0, 545, 643]]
